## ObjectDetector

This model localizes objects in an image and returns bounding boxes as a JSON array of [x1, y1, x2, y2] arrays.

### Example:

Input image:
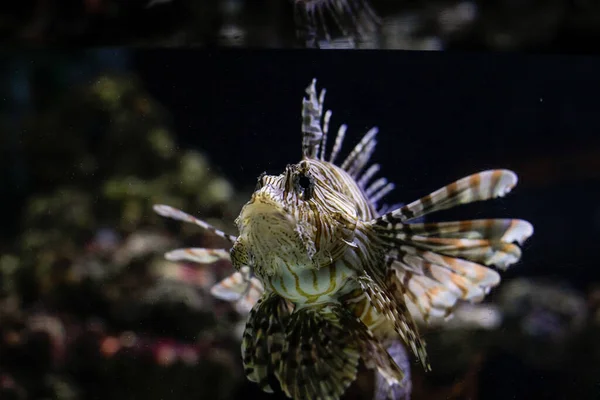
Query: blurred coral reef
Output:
[[0, 64, 249, 399]]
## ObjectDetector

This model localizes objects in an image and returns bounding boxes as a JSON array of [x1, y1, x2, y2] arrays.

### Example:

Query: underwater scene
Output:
[[0, 50, 599, 400]]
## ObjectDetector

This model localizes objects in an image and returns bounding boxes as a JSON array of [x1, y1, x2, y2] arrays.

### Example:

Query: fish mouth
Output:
[[238, 198, 296, 232], [235, 197, 316, 274]]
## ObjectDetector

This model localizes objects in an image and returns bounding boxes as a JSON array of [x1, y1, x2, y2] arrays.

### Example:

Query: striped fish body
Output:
[[154, 79, 534, 400], [231, 159, 380, 307], [262, 256, 356, 305]]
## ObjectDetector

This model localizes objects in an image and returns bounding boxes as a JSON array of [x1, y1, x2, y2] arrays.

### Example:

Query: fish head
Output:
[[231, 160, 358, 277]]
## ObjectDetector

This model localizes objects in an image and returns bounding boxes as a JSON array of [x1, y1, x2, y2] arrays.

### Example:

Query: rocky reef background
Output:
[[0, 51, 599, 400], [1, 0, 600, 50]]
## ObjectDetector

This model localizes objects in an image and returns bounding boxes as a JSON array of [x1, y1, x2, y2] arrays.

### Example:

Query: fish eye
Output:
[[295, 172, 315, 201], [298, 175, 312, 190]]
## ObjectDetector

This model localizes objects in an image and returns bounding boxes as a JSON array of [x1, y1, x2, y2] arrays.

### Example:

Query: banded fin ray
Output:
[[276, 304, 403, 400], [356, 274, 430, 371], [347, 131, 378, 179], [319, 109, 333, 161], [340, 126, 378, 174], [242, 293, 290, 393], [377, 202, 405, 217], [211, 267, 265, 314], [339, 306, 407, 388], [301, 78, 326, 159], [164, 248, 231, 264], [366, 177, 387, 197], [163, 247, 266, 314], [394, 236, 523, 270], [304, 79, 391, 198], [369, 182, 395, 206], [368, 171, 533, 321], [373, 170, 519, 224], [378, 219, 534, 270], [357, 163, 380, 188], [380, 221, 532, 321], [369, 170, 532, 272], [277, 306, 360, 399], [390, 260, 468, 321], [394, 246, 501, 289], [390, 219, 533, 245], [153, 204, 237, 244], [329, 124, 347, 164]]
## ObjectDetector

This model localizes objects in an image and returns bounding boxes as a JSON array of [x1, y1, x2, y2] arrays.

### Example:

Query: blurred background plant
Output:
[[1, 0, 600, 50], [0, 50, 598, 400]]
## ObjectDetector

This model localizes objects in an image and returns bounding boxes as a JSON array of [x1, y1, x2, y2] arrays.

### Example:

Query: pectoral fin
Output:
[[276, 304, 405, 400], [242, 293, 290, 393], [276, 305, 361, 400]]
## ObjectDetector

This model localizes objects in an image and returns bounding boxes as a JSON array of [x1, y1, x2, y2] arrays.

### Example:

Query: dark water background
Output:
[[0, 50, 599, 399], [137, 50, 600, 287]]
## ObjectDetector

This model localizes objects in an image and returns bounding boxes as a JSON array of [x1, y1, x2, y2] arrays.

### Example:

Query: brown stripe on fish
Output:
[[307, 195, 323, 251], [489, 169, 503, 199]]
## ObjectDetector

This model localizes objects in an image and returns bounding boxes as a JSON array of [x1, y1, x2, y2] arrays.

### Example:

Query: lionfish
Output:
[[293, 0, 381, 47], [154, 79, 533, 400]]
